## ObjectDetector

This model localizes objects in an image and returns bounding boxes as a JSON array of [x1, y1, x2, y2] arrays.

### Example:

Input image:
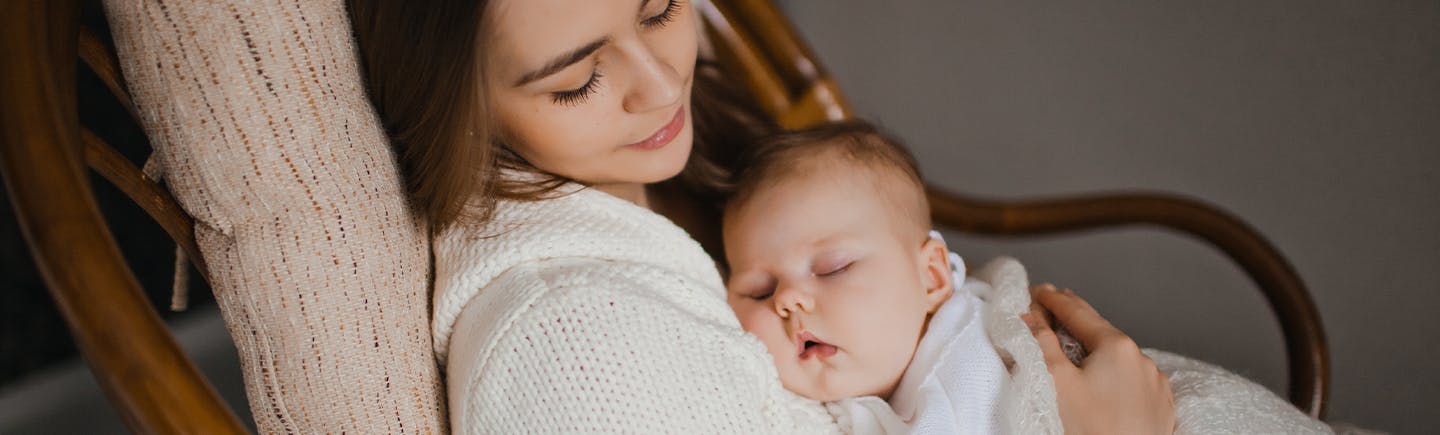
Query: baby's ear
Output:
[[919, 238, 954, 313]]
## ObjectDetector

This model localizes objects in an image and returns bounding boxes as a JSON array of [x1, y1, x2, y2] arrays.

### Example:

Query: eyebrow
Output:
[[513, 37, 610, 87]]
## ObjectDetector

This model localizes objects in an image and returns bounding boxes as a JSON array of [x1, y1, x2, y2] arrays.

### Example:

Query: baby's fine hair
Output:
[[726, 120, 926, 212]]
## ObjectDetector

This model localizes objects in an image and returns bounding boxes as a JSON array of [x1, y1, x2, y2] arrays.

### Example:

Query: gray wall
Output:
[[781, 1, 1438, 433], [0, 306, 254, 434]]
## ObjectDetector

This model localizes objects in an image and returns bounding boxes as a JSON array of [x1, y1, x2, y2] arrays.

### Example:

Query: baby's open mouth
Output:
[[796, 331, 838, 360]]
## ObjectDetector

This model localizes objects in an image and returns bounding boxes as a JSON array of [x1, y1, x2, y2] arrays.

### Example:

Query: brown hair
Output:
[[725, 120, 925, 212], [347, 1, 775, 233]]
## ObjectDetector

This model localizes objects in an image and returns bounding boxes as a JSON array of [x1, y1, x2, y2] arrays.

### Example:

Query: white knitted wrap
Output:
[[976, 258, 1333, 435], [973, 258, 1067, 434], [1148, 350, 1335, 434], [434, 186, 842, 433]]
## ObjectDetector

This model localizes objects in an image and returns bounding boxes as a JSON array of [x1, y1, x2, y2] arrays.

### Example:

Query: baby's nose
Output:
[[772, 286, 815, 318]]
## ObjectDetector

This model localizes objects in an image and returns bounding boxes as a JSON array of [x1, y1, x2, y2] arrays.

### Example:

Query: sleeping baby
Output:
[[720, 121, 1019, 434], [719, 121, 1336, 435]]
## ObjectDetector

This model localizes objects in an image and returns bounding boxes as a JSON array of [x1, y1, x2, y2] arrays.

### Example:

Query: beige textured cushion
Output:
[[103, 1, 447, 432]]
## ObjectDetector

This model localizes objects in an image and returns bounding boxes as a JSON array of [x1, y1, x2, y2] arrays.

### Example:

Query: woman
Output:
[[348, 0, 1174, 432]]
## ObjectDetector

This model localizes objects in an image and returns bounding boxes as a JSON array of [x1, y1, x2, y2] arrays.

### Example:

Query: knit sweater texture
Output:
[[433, 185, 841, 434]]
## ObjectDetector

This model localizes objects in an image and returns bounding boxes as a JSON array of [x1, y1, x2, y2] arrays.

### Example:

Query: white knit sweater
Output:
[[433, 185, 841, 434]]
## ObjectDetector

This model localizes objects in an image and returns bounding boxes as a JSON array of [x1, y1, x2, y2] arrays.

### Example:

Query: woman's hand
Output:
[[1023, 284, 1176, 435]]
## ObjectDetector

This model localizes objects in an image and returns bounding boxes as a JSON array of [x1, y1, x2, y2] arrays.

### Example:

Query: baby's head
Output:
[[722, 121, 955, 402]]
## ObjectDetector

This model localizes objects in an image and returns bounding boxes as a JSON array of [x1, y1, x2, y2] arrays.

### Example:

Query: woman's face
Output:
[[483, 0, 698, 187]]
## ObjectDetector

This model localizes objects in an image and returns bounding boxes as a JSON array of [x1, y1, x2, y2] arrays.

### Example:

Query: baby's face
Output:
[[723, 163, 950, 402]]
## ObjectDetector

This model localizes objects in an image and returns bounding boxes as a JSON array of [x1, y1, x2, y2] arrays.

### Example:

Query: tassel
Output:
[[170, 244, 190, 312], [141, 154, 164, 182]]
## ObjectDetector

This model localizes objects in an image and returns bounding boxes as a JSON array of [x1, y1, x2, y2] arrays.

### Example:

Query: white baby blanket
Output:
[[826, 254, 1335, 434]]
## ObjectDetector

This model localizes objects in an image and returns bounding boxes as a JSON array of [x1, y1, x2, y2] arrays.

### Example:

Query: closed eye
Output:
[[747, 284, 775, 300], [729, 273, 776, 301], [817, 262, 852, 277], [550, 67, 603, 106], [642, 0, 682, 28]]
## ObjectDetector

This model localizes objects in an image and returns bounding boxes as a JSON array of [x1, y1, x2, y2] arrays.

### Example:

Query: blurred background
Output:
[[2, 0, 1435, 433], [782, 1, 1437, 433]]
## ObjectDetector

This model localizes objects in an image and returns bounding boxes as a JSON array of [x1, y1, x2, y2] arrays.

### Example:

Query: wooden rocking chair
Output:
[[0, 0, 1327, 433]]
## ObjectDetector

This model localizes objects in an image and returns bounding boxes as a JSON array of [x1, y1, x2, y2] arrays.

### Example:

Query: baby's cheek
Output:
[[874, 315, 927, 376], [732, 306, 762, 332], [735, 309, 787, 357]]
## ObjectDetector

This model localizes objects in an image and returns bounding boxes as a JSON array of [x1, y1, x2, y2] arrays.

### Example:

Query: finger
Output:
[[1023, 313, 1075, 370], [1034, 289, 1124, 349], [1026, 303, 1052, 330], [1029, 283, 1059, 308], [1027, 283, 1055, 323], [1026, 298, 1050, 323]]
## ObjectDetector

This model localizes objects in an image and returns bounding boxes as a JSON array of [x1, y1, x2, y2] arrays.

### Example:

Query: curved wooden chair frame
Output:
[[0, 0, 1327, 433]]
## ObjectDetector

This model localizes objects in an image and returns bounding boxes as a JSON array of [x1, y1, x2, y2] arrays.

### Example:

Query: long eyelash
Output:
[[641, 0, 682, 28], [550, 0, 678, 106], [550, 69, 603, 106]]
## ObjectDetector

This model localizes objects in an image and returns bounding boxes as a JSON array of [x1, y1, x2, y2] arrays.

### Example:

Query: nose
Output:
[[620, 40, 682, 114], [773, 285, 815, 319]]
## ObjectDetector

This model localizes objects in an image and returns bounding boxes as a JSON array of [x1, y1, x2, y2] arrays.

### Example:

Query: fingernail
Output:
[[1063, 288, 1075, 295], [1020, 314, 1040, 329], [1040, 283, 1058, 291]]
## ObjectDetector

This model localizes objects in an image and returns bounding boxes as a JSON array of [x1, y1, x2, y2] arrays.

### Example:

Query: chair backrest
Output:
[[0, 1, 1328, 433]]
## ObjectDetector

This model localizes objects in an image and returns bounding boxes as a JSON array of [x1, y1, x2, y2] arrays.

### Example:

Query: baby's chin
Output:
[[779, 369, 870, 403], [781, 379, 844, 402]]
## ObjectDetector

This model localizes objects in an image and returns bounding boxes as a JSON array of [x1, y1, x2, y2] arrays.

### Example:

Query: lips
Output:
[[796, 330, 838, 360], [625, 106, 685, 151]]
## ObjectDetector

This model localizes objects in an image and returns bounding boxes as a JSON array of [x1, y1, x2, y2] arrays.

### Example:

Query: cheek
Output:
[[650, 4, 699, 78], [734, 305, 775, 338], [838, 272, 929, 351], [734, 305, 789, 350], [663, 31, 698, 81], [496, 99, 616, 172]]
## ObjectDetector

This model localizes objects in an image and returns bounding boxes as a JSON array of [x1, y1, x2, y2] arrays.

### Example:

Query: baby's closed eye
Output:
[[815, 261, 852, 277], [811, 252, 857, 277], [728, 275, 776, 300], [736, 282, 775, 300]]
